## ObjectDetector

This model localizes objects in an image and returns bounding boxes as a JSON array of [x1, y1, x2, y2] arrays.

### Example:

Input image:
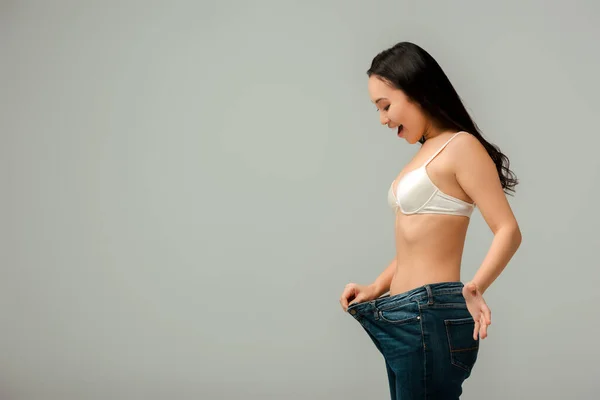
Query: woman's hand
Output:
[[339, 283, 377, 311], [462, 281, 492, 340]]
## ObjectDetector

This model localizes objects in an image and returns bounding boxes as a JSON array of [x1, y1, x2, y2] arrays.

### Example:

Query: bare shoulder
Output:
[[452, 131, 489, 161]]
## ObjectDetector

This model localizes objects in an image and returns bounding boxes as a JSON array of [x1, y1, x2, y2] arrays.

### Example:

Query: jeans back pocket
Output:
[[444, 317, 479, 372]]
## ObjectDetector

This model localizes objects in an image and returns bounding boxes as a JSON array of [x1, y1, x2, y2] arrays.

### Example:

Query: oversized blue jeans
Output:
[[346, 281, 479, 399]]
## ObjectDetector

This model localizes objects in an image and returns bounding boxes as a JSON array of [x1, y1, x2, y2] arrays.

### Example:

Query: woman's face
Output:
[[368, 75, 430, 144]]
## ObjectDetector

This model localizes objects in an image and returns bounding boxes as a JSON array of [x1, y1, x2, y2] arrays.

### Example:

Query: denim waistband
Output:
[[347, 281, 464, 314]]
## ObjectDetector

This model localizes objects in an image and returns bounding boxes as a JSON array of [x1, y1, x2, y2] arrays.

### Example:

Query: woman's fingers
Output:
[[349, 292, 365, 307], [339, 284, 356, 310], [473, 319, 480, 340], [479, 315, 488, 339], [484, 304, 492, 325]]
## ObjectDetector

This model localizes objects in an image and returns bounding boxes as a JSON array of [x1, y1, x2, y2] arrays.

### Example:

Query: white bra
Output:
[[387, 131, 475, 217]]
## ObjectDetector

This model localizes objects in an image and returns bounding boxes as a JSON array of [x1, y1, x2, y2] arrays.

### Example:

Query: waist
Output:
[[393, 233, 465, 277], [389, 260, 462, 294], [380, 281, 464, 305], [347, 281, 465, 315]]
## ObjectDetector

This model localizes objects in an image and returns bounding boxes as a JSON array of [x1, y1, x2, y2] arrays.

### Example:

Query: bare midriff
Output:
[[389, 213, 470, 296]]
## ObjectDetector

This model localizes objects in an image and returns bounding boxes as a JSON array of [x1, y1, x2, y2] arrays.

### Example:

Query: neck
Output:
[[422, 123, 457, 142]]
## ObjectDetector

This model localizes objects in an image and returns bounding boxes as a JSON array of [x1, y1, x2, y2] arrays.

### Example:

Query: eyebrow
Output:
[[374, 98, 386, 104]]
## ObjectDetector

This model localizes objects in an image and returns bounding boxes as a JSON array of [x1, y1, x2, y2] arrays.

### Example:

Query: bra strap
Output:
[[423, 131, 464, 166]]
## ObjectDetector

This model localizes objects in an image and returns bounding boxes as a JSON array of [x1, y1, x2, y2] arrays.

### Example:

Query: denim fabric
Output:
[[346, 281, 479, 399]]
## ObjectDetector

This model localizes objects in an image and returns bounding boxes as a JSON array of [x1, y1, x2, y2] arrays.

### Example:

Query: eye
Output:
[[384, 105, 390, 111]]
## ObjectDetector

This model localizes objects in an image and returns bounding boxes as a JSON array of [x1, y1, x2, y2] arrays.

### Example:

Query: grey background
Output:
[[2, 1, 599, 399]]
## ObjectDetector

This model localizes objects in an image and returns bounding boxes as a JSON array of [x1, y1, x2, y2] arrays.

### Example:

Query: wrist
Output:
[[369, 281, 388, 298], [468, 280, 487, 295]]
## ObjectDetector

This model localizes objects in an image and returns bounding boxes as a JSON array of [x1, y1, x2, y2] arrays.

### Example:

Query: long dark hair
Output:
[[367, 41, 518, 195]]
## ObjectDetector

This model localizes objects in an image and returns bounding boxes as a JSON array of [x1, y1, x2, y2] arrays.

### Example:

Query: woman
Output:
[[339, 42, 522, 399]]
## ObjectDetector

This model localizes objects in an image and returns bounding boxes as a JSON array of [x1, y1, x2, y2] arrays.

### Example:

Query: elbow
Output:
[[495, 221, 522, 248], [509, 223, 522, 249]]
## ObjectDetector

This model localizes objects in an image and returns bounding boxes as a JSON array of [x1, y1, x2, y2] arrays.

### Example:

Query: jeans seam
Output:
[[377, 300, 421, 324], [418, 303, 427, 400], [378, 301, 418, 313], [378, 313, 420, 325]]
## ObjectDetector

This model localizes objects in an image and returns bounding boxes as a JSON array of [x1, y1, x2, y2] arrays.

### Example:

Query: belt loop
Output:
[[425, 284, 433, 305], [370, 301, 380, 320]]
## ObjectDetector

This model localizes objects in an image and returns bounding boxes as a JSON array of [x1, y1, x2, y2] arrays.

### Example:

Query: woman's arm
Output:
[[369, 258, 397, 297], [340, 258, 396, 310], [454, 134, 522, 294], [470, 224, 521, 294]]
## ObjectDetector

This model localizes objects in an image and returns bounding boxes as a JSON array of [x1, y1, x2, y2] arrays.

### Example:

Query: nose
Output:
[[380, 114, 390, 126]]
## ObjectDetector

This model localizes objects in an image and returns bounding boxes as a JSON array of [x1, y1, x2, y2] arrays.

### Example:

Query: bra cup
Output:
[[388, 167, 474, 216], [387, 131, 475, 217], [387, 184, 397, 210], [395, 168, 437, 213]]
